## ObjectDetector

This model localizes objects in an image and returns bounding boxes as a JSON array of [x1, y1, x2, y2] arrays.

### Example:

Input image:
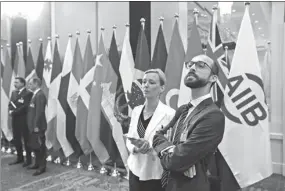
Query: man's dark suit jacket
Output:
[[27, 89, 47, 133], [153, 98, 225, 191], [9, 88, 33, 126]]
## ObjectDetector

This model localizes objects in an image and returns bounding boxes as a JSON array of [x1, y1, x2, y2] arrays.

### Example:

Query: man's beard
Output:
[[184, 73, 208, 89]]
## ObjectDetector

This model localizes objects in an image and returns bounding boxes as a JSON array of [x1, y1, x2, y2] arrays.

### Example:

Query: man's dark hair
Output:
[[15, 77, 26, 86], [30, 77, 42, 87]]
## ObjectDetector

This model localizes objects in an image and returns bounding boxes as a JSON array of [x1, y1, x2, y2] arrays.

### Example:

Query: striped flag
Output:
[[1, 46, 13, 141], [1, 46, 4, 88], [151, 20, 168, 71], [25, 41, 37, 82], [206, 9, 230, 108], [13, 44, 20, 76], [66, 34, 83, 156], [16, 43, 25, 78], [42, 38, 53, 98], [57, 36, 74, 157], [219, 5, 272, 189], [14, 43, 25, 77], [75, 32, 94, 155], [119, 24, 135, 101], [107, 29, 129, 166], [45, 37, 62, 151], [161, 17, 185, 109], [97, 31, 126, 167], [35, 40, 44, 81], [127, 21, 150, 109], [86, 54, 110, 164], [178, 20, 203, 107]]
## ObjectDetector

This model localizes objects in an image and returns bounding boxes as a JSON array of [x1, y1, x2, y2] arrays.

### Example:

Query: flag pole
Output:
[[113, 25, 117, 38], [6, 141, 12, 154], [225, 46, 228, 63], [211, 5, 219, 103], [87, 152, 94, 171], [76, 156, 83, 169], [111, 162, 120, 177], [174, 13, 179, 22], [193, 8, 199, 25], [140, 18, 145, 31], [75, 30, 82, 169], [1, 127, 6, 151], [159, 16, 164, 30]]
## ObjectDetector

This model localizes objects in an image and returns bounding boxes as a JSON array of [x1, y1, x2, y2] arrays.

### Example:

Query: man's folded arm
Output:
[[13, 93, 33, 115], [159, 111, 225, 173], [153, 131, 174, 157]]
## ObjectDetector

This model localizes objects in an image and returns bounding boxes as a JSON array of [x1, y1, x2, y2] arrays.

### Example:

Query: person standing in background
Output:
[[8, 77, 33, 167], [27, 77, 47, 176]]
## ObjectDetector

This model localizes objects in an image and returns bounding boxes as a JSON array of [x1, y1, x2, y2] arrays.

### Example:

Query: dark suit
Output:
[[27, 89, 47, 170], [9, 88, 33, 162], [153, 98, 225, 191]]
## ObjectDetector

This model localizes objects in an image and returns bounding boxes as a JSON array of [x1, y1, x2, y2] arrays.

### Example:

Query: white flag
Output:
[[219, 5, 272, 188]]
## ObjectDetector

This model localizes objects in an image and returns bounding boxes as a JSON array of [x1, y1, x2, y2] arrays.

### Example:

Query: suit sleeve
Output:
[[8, 92, 16, 111], [34, 93, 47, 130], [152, 106, 186, 154], [12, 92, 33, 116], [159, 111, 225, 172]]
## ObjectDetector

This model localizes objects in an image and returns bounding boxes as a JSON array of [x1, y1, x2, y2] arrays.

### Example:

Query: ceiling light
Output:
[[218, 2, 233, 16], [258, 27, 262, 30], [232, 9, 236, 12], [1, 2, 44, 21], [252, 13, 255, 16], [255, 20, 259, 23]]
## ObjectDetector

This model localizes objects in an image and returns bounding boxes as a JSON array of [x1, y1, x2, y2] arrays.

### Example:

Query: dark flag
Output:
[[151, 19, 167, 71]]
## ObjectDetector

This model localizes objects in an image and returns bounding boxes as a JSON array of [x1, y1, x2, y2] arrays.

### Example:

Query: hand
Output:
[[9, 110, 13, 115], [137, 140, 150, 154], [184, 165, 196, 178], [34, 127, 39, 133], [164, 129, 172, 141], [129, 138, 145, 148]]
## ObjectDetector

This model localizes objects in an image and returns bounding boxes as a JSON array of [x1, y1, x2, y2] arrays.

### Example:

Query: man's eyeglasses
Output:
[[184, 61, 213, 72]]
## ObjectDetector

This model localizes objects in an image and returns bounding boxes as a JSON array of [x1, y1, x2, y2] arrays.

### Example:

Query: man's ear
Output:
[[210, 75, 218, 83]]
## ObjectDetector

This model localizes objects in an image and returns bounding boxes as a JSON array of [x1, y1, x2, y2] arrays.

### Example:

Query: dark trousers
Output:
[[129, 170, 164, 191], [33, 133, 47, 170], [12, 118, 31, 162]]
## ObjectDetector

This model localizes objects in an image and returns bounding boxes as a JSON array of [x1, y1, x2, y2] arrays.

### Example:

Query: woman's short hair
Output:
[[144, 68, 166, 86]]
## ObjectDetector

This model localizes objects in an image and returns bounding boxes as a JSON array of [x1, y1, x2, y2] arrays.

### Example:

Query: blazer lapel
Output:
[[183, 98, 213, 132], [31, 90, 40, 103], [17, 88, 26, 98], [144, 101, 166, 140]]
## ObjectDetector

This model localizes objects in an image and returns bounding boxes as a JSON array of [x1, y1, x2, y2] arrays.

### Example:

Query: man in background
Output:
[[27, 77, 47, 176], [8, 77, 33, 167]]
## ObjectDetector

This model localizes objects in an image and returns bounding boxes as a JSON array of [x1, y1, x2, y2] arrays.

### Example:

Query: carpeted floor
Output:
[[1, 152, 128, 191], [2, 151, 285, 191]]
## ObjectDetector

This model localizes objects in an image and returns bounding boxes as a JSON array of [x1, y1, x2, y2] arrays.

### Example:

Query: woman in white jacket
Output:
[[126, 68, 175, 191]]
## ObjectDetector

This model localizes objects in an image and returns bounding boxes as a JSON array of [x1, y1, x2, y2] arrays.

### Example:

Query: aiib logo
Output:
[[221, 73, 267, 126]]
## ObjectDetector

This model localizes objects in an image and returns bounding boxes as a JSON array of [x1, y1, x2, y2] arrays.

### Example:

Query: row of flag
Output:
[[1, 4, 272, 189]]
